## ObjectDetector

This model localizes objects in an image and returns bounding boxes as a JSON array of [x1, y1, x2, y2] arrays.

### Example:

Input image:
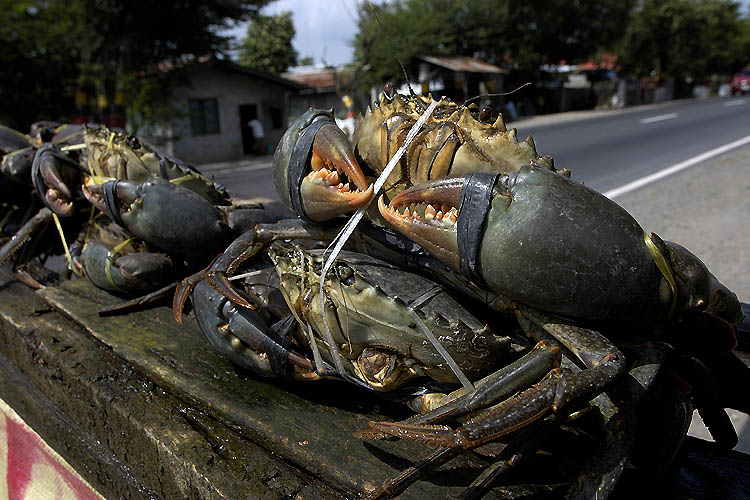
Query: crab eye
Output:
[[336, 264, 355, 286], [479, 106, 492, 122], [384, 82, 394, 99], [128, 136, 141, 149]]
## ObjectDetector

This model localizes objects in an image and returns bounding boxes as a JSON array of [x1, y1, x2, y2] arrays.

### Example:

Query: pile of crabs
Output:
[[1, 87, 748, 499]]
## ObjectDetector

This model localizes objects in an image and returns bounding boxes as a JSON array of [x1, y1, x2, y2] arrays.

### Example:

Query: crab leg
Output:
[[0, 207, 53, 267], [458, 416, 560, 500], [566, 342, 666, 500], [364, 416, 560, 500], [191, 280, 315, 379], [173, 220, 346, 322], [356, 340, 561, 441], [368, 308, 625, 448], [363, 447, 462, 500]]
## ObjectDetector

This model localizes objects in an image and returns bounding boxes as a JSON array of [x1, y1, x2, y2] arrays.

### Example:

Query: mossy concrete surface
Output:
[[0, 267, 509, 499], [1, 264, 749, 499]]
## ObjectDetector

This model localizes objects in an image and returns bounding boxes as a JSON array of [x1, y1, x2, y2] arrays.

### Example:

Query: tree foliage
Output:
[[238, 11, 297, 74], [618, 0, 744, 79], [351, 0, 632, 92], [0, 0, 271, 130], [351, 0, 749, 92]]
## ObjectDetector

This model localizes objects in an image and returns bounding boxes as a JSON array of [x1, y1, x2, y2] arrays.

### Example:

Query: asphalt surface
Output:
[[200, 95, 749, 200], [614, 143, 750, 453], [200, 97, 750, 452], [515, 95, 750, 193]]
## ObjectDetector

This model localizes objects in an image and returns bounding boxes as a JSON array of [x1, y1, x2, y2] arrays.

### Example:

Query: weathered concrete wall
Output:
[[169, 66, 292, 164]]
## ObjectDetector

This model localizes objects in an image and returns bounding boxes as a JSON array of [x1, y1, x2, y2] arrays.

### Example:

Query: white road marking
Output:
[[639, 112, 678, 124], [603, 134, 750, 199], [724, 99, 745, 107]]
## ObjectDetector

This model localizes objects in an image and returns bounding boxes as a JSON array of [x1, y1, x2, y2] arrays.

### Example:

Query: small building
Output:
[[149, 58, 308, 164], [282, 65, 359, 119], [412, 56, 508, 103]]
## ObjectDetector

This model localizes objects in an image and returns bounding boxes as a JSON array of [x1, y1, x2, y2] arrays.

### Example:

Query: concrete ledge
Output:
[[1, 266, 749, 499]]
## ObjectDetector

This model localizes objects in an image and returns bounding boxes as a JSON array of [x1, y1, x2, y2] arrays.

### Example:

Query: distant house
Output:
[[411, 56, 508, 104], [150, 58, 308, 164], [282, 65, 358, 119]]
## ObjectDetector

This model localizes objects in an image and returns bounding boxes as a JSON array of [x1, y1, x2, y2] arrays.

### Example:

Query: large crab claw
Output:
[[84, 177, 232, 261], [31, 144, 83, 217], [273, 109, 373, 222], [379, 166, 744, 329], [377, 176, 463, 270]]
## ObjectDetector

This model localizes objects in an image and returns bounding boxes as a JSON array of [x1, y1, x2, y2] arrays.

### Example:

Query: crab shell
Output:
[[353, 92, 555, 199], [269, 246, 523, 390], [84, 125, 230, 206]]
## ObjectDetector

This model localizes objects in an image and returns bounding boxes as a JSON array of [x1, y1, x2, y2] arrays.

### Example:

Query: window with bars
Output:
[[189, 98, 220, 135]]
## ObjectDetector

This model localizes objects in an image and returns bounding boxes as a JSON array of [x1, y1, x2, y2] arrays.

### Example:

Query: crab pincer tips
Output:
[[297, 122, 373, 221], [205, 273, 252, 309], [300, 181, 374, 221], [172, 278, 193, 324]]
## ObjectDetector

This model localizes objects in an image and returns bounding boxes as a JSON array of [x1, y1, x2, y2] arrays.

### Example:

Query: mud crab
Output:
[[179, 87, 748, 498], [0, 124, 255, 296], [273, 90, 558, 223]]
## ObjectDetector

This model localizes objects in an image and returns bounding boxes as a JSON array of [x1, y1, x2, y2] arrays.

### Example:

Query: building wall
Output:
[[168, 65, 292, 164]]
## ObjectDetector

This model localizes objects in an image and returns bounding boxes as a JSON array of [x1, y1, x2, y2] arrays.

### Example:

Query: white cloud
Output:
[[263, 0, 360, 66]]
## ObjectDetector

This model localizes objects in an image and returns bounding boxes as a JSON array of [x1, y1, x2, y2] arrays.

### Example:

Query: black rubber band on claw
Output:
[[457, 172, 500, 287], [287, 115, 334, 222], [102, 180, 127, 229], [31, 144, 83, 212]]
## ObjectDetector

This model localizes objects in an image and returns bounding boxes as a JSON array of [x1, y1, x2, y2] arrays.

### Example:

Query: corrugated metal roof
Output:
[[282, 69, 337, 90], [418, 56, 508, 74]]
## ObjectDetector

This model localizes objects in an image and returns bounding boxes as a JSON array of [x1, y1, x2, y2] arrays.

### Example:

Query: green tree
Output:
[[351, 0, 631, 93], [0, 0, 271, 130], [238, 11, 297, 74], [298, 55, 315, 66], [618, 0, 743, 79], [730, 17, 750, 70]]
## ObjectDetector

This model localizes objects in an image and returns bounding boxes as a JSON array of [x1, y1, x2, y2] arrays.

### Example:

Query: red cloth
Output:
[[0, 398, 103, 500]]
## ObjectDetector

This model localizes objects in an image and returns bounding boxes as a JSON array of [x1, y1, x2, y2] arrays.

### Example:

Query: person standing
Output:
[[248, 118, 264, 154]]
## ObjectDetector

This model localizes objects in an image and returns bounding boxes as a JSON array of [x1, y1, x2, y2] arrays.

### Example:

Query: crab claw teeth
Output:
[[326, 170, 340, 185], [298, 122, 372, 221], [377, 177, 465, 270], [45, 190, 75, 217], [301, 182, 374, 222]]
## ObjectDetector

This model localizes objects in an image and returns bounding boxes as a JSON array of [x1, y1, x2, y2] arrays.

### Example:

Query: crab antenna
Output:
[[464, 82, 532, 106], [367, 1, 420, 101]]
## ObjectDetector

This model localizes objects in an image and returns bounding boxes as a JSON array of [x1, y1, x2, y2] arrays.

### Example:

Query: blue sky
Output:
[[227, 0, 360, 66]]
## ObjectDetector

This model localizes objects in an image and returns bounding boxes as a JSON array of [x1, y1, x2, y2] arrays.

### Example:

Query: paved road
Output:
[[205, 96, 749, 200], [515, 95, 750, 193]]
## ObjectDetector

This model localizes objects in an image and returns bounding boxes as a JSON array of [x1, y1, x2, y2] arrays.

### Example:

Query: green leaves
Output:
[[615, 0, 746, 79], [0, 0, 271, 129], [238, 11, 297, 74], [350, 0, 632, 92]]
